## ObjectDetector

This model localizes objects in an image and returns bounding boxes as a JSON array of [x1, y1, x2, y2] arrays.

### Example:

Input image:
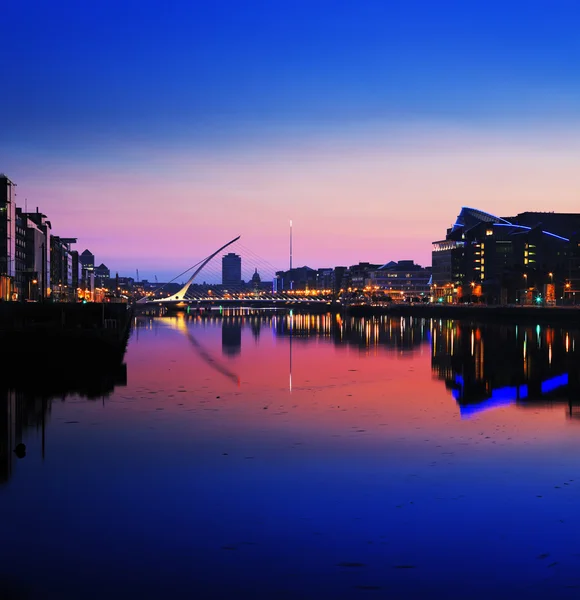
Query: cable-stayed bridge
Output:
[[136, 236, 337, 310]]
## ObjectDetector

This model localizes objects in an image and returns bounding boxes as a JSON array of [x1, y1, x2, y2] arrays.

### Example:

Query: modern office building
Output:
[[24, 208, 52, 300], [80, 249, 95, 271], [432, 207, 580, 304], [369, 260, 432, 298], [348, 262, 382, 290], [50, 236, 78, 302], [274, 266, 316, 291], [222, 252, 242, 288]]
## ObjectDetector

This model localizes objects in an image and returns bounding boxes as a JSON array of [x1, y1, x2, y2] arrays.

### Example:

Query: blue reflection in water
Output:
[[0, 314, 579, 600], [459, 384, 529, 418], [541, 373, 569, 395]]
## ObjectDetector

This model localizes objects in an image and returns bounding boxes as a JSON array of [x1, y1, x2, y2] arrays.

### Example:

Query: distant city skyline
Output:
[[3, 1, 580, 282]]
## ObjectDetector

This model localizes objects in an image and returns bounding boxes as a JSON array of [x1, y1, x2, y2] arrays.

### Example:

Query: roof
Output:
[[452, 207, 511, 233], [451, 206, 570, 242]]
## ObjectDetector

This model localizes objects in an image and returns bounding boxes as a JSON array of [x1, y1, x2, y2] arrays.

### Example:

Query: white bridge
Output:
[[137, 236, 336, 307]]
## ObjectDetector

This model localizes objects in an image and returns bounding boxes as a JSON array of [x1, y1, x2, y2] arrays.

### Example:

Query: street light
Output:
[[28, 278, 37, 300]]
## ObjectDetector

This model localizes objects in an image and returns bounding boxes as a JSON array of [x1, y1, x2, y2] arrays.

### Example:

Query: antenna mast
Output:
[[289, 219, 293, 271]]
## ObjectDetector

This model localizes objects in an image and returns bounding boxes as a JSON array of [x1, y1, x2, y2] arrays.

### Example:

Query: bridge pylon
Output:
[[137, 235, 240, 304]]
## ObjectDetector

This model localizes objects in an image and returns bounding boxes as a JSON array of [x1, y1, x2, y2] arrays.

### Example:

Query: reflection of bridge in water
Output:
[[153, 310, 432, 354], [157, 310, 580, 419]]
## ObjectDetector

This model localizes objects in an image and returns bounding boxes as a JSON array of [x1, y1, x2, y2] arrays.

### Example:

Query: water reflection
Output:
[[146, 310, 431, 352], [4, 310, 580, 599], [151, 310, 580, 420], [0, 354, 128, 485], [431, 320, 580, 419]]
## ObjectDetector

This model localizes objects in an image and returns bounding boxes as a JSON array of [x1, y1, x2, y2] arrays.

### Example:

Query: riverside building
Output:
[[432, 207, 580, 304]]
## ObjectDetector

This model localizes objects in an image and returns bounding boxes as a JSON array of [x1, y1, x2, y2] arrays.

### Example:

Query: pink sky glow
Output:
[[7, 122, 580, 281]]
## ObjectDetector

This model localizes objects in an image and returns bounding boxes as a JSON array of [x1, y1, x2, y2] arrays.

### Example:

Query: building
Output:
[[14, 209, 27, 300], [79, 249, 95, 272], [432, 207, 580, 304], [24, 208, 52, 300], [50, 236, 77, 302], [274, 266, 317, 291], [250, 268, 261, 291], [315, 268, 334, 291], [94, 263, 110, 289], [222, 252, 242, 289], [0, 175, 16, 300], [348, 262, 381, 290], [0, 175, 103, 303], [369, 260, 432, 299]]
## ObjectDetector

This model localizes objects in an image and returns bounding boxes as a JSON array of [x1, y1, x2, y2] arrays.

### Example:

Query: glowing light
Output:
[[540, 373, 568, 394]]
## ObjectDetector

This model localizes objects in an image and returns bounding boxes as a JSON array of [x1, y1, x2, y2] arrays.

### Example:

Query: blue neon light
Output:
[[492, 223, 569, 242], [541, 230, 569, 242], [455, 374, 464, 386], [458, 384, 528, 418], [540, 373, 569, 394]]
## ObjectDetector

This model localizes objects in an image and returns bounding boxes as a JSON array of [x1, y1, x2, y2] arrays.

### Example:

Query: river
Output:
[[1, 310, 580, 599]]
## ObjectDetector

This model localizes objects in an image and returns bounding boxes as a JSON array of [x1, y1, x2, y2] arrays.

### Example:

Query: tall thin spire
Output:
[[289, 219, 293, 271]]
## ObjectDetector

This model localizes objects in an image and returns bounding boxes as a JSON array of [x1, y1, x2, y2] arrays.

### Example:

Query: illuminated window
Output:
[[486, 229, 493, 236]]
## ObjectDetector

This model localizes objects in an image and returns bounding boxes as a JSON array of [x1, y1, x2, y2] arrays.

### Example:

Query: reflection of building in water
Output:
[[185, 310, 431, 354], [250, 317, 262, 341], [222, 321, 242, 356], [0, 391, 19, 484], [0, 355, 128, 485], [0, 390, 51, 485], [431, 320, 580, 418], [273, 313, 430, 353]]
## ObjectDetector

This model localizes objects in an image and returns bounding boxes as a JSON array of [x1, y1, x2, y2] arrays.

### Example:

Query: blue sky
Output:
[[4, 0, 580, 147], [2, 1, 580, 279]]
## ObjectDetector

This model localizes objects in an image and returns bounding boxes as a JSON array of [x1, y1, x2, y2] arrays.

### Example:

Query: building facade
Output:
[[50, 236, 77, 302], [24, 209, 52, 300], [222, 252, 242, 288], [432, 207, 580, 304], [369, 260, 432, 299]]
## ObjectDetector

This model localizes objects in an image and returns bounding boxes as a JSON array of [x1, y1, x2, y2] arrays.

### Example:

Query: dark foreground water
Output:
[[2, 311, 580, 599]]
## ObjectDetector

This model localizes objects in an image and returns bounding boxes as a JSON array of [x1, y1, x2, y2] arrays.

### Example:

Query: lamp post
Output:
[[470, 281, 475, 304], [28, 278, 37, 301]]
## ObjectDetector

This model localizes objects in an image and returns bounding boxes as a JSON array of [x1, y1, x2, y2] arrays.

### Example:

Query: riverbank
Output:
[[346, 303, 580, 324], [0, 302, 133, 363]]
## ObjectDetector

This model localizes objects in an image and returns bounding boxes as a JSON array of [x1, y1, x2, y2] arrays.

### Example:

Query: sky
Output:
[[2, 0, 580, 282]]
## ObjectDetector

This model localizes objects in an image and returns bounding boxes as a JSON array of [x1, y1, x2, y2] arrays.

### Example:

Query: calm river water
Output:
[[1, 311, 580, 599]]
